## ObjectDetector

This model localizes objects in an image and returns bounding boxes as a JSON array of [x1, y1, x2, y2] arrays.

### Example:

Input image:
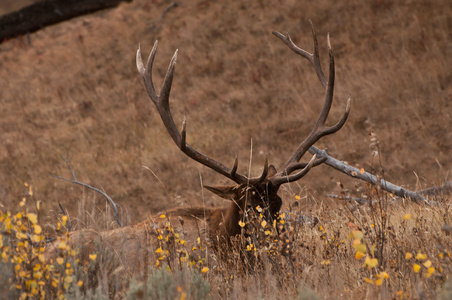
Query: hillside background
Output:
[[0, 0, 450, 225]]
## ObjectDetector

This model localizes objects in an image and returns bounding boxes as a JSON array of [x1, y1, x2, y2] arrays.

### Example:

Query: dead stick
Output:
[[309, 146, 427, 204], [49, 156, 122, 227]]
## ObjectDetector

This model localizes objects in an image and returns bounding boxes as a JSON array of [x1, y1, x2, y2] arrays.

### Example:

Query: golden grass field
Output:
[[0, 0, 451, 299]]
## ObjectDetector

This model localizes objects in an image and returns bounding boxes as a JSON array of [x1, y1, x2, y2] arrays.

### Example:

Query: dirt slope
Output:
[[0, 0, 41, 15], [0, 0, 450, 225]]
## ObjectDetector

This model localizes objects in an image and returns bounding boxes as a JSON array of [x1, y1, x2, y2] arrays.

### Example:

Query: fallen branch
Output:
[[308, 146, 450, 204], [419, 181, 452, 197], [49, 156, 122, 227], [0, 0, 132, 43]]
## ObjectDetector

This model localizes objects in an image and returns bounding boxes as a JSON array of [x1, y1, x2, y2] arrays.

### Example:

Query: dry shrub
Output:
[[1, 177, 452, 299]]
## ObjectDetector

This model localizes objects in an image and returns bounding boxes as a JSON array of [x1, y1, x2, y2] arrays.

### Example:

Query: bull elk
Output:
[[46, 21, 350, 274]]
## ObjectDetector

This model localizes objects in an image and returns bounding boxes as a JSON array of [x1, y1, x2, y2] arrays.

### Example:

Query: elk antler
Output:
[[137, 21, 350, 188], [136, 41, 268, 185], [270, 20, 351, 186]]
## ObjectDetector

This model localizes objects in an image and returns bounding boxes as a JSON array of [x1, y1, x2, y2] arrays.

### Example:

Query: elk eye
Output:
[[252, 191, 256, 196]]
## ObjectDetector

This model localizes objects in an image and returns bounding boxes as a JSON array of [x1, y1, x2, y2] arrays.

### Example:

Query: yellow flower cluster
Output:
[[0, 185, 97, 299], [406, 251, 436, 278], [153, 217, 207, 273], [349, 229, 391, 286]]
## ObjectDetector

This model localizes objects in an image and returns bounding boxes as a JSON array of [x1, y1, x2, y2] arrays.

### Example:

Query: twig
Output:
[[326, 182, 452, 206], [159, 2, 178, 22], [309, 146, 429, 204], [419, 181, 452, 196], [150, 2, 178, 34], [49, 155, 122, 227]]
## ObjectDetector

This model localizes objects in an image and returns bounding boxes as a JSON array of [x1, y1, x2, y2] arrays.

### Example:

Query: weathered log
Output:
[[0, 0, 132, 42], [309, 146, 451, 204]]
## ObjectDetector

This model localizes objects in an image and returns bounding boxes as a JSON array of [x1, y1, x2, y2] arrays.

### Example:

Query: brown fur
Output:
[[44, 184, 261, 274]]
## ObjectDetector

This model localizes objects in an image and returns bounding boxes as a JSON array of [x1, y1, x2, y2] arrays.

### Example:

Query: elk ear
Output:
[[204, 185, 239, 200]]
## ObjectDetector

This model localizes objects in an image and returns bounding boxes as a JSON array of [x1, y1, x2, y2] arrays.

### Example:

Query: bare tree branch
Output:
[[419, 181, 452, 197], [308, 146, 447, 204], [49, 156, 122, 227], [0, 0, 132, 43]]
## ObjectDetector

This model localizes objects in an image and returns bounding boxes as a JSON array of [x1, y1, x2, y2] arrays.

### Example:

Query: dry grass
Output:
[[0, 0, 450, 222], [0, 0, 451, 298], [1, 174, 452, 299]]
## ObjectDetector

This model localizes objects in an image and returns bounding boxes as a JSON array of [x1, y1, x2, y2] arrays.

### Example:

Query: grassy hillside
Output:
[[0, 1, 451, 299], [0, 0, 37, 15], [0, 0, 450, 222]]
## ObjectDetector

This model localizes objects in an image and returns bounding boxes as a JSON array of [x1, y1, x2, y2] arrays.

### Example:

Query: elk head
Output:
[[136, 21, 351, 235]]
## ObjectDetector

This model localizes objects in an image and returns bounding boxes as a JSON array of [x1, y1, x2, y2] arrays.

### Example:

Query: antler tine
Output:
[[137, 41, 181, 145], [272, 20, 327, 89], [137, 42, 254, 185], [136, 41, 159, 102], [281, 156, 327, 177], [313, 33, 335, 128], [161, 49, 178, 104], [272, 154, 317, 186], [230, 156, 238, 179], [181, 115, 187, 150], [136, 44, 145, 74], [314, 36, 351, 136], [309, 19, 327, 89], [270, 23, 351, 185], [248, 156, 269, 184]]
